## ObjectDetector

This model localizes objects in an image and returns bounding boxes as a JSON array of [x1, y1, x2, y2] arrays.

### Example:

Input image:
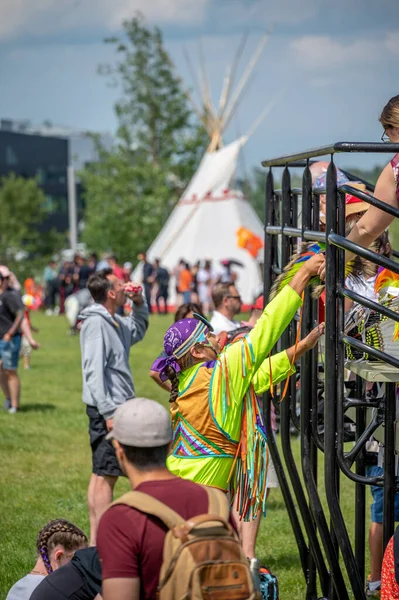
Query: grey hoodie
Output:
[[79, 302, 149, 419]]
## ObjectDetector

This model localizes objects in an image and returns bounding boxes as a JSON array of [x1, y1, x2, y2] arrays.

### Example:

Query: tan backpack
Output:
[[112, 486, 257, 600]]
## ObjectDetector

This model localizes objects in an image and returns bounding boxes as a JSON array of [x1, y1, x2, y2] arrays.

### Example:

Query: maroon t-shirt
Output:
[[97, 478, 211, 600]]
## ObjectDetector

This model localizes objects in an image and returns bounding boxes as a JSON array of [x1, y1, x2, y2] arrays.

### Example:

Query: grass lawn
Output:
[[0, 312, 370, 598]]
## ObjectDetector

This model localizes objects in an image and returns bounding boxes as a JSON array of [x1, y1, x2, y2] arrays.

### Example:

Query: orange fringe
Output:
[[281, 291, 304, 402]]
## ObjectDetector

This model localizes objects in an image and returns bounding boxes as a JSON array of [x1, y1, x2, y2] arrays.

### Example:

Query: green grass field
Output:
[[0, 313, 369, 598]]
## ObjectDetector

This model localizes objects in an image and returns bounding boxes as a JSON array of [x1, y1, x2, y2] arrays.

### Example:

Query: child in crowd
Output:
[[20, 297, 40, 369], [6, 519, 87, 600]]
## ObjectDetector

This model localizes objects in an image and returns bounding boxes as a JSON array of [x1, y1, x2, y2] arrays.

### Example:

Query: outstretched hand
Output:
[[303, 322, 325, 350], [303, 253, 325, 277]]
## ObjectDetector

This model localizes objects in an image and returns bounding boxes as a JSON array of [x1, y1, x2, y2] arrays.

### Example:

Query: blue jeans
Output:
[[182, 291, 191, 304], [0, 334, 22, 370], [366, 465, 399, 523]]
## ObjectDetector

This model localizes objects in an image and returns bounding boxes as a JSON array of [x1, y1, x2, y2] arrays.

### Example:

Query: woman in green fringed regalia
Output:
[[151, 254, 325, 522]]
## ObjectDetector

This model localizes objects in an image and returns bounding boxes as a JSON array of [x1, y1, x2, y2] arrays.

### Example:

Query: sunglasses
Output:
[[226, 295, 241, 301], [381, 126, 393, 143]]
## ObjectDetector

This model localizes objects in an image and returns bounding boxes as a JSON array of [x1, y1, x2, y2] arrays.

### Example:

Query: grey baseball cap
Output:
[[106, 398, 173, 447]]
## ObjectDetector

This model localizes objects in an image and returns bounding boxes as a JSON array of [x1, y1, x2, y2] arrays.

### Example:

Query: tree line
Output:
[[0, 14, 384, 280]]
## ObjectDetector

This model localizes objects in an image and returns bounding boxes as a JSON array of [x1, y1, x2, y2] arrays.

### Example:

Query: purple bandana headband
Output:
[[151, 316, 213, 381]]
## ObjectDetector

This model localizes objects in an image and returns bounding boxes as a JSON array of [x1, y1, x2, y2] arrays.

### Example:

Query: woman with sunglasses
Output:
[[346, 95, 399, 255]]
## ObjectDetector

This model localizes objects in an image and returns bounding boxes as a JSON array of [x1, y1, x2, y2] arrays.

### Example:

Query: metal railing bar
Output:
[[328, 233, 399, 275], [334, 141, 399, 153], [262, 145, 338, 167], [265, 226, 326, 243], [262, 142, 399, 167], [303, 230, 326, 242], [342, 335, 399, 369], [340, 169, 375, 192], [265, 225, 300, 236], [343, 397, 381, 409], [281, 226, 301, 238], [338, 286, 399, 323], [344, 410, 384, 467], [339, 185, 399, 219]]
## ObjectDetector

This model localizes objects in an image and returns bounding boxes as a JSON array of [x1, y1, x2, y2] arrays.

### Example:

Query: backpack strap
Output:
[[394, 525, 399, 585], [111, 491, 185, 530], [203, 486, 230, 521]]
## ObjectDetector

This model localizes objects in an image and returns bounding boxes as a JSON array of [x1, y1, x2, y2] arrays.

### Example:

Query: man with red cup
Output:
[[79, 269, 148, 545]]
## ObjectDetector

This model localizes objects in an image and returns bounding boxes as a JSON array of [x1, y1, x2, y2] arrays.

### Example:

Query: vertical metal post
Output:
[[355, 375, 366, 583], [383, 383, 396, 549], [300, 165, 317, 600], [263, 167, 310, 578], [67, 165, 78, 252], [277, 166, 329, 597], [326, 159, 364, 599]]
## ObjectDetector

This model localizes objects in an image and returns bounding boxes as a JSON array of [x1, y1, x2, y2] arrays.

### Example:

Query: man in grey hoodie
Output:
[[80, 268, 148, 545]]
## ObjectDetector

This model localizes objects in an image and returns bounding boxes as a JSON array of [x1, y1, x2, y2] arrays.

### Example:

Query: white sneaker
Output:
[[8, 407, 17, 414], [45, 309, 53, 316]]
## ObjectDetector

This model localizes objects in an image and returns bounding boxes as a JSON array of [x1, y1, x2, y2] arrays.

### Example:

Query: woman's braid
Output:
[[165, 365, 179, 404], [36, 519, 88, 574]]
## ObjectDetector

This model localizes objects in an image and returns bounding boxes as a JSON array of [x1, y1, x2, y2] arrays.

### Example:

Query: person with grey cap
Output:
[[97, 398, 229, 600], [79, 268, 148, 546]]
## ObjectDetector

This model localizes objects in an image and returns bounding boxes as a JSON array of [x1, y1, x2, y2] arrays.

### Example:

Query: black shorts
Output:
[[86, 405, 123, 477]]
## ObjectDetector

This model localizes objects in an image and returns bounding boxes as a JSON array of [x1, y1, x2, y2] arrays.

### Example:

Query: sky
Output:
[[0, 0, 398, 177]]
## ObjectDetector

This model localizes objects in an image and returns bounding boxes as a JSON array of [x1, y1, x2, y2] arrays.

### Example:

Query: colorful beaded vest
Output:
[[170, 336, 269, 520], [170, 363, 238, 460]]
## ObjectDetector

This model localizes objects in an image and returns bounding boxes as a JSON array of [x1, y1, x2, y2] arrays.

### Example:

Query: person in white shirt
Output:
[[210, 282, 242, 334], [197, 260, 216, 314]]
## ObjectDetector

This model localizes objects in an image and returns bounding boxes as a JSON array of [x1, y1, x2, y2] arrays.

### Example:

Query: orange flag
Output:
[[236, 227, 264, 258]]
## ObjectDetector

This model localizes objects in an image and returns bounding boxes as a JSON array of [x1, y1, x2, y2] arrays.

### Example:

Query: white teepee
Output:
[[132, 36, 271, 306]]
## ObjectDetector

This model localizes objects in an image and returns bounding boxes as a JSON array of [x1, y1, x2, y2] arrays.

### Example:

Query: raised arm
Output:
[[126, 302, 149, 346], [252, 323, 324, 395], [252, 351, 295, 395], [211, 255, 325, 413], [346, 163, 397, 261]]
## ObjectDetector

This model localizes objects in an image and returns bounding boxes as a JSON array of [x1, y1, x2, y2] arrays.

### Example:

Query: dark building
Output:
[[0, 126, 72, 232], [0, 119, 112, 234]]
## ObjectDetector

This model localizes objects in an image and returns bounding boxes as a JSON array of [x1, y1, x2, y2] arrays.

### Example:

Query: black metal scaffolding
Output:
[[262, 142, 399, 599]]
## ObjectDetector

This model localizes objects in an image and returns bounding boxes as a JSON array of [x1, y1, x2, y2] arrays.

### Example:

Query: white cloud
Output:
[[213, 0, 321, 28], [291, 32, 399, 70], [386, 31, 399, 55], [0, 0, 209, 40]]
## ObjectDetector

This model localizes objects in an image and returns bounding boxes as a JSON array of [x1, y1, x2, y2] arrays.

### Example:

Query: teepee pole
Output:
[[198, 38, 215, 121], [185, 89, 214, 137], [218, 32, 248, 117], [221, 33, 269, 130], [246, 89, 285, 138], [183, 47, 205, 110]]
